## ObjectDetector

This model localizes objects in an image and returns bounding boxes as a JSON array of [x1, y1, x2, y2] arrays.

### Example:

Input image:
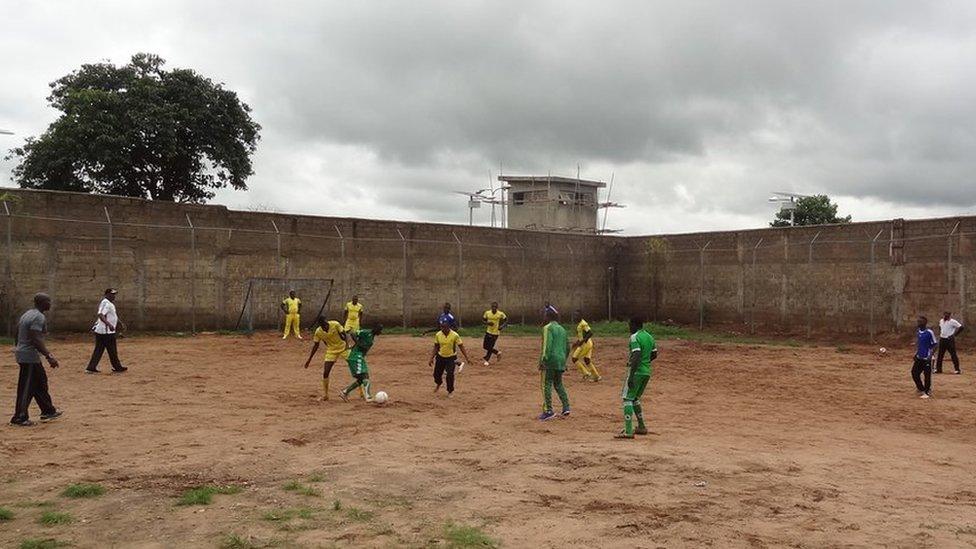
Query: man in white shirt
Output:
[[85, 288, 128, 374], [936, 311, 964, 375]]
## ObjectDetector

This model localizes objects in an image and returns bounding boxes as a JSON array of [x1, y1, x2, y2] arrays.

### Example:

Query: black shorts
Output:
[[483, 333, 499, 351]]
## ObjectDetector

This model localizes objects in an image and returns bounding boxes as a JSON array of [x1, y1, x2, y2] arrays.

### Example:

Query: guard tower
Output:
[[498, 175, 606, 232]]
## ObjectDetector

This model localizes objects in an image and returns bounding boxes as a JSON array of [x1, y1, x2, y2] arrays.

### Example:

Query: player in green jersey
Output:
[[616, 316, 657, 439], [339, 324, 383, 402], [538, 309, 571, 421]]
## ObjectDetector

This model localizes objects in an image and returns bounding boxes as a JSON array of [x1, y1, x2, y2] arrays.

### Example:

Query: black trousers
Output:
[[911, 357, 932, 394], [434, 355, 457, 393], [483, 333, 499, 361], [11, 363, 56, 423], [87, 333, 124, 371], [936, 337, 960, 373]]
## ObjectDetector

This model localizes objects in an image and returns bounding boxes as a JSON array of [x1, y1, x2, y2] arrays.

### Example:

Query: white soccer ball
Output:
[[374, 391, 389, 404], [879, 347, 887, 354]]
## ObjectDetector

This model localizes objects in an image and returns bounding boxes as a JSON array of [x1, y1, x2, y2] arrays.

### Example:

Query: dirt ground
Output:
[[2, 331, 976, 548]]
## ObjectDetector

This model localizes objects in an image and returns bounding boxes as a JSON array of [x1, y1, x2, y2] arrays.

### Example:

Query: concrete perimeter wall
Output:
[[1, 188, 973, 337]]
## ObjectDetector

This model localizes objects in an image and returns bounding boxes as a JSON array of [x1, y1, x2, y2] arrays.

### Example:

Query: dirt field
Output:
[[2, 331, 976, 548]]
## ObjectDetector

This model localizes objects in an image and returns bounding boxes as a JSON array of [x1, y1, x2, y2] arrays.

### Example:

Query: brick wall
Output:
[[1, 188, 972, 336]]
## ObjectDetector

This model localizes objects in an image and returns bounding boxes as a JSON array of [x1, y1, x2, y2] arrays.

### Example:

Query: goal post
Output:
[[235, 277, 336, 333]]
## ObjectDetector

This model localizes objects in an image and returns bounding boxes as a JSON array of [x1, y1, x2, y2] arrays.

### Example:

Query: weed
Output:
[[177, 484, 242, 506], [38, 511, 73, 526], [19, 539, 68, 549], [62, 483, 106, 499], [282, 481, 319, 497], [443, 522, 499, 548], [0, 507, 13, 521]]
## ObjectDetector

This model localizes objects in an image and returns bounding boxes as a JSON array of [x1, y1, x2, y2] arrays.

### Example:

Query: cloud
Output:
[[2, 0, 976, 233]]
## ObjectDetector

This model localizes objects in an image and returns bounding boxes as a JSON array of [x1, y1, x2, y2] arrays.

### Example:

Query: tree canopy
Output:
[[7, 53, 260, 203], [770, 194, 851, 227]]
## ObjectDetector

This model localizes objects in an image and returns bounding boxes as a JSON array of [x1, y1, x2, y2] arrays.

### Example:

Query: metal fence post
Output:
[[396, 228, 408, 329], [751, 238, 763, 334], [186, 214, 196, 334], [3, 201, 11, 280], [334, 224, 346, 298], [103, 207, 113, 286], [699, 241, 711, 331], [515, 238, 525, 325], [453, 231, 462, 328], [270, 219, 282, 277], [807, 232, 821, 338], [607, 266, 614, 321], [869, 229, 883, 342], [948, 221, 960, 293]]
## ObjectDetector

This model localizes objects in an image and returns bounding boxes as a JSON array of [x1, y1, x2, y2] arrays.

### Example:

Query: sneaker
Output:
[[614, 431, 635, 439], [338, 391, 349, 402], [934, 370, 943, 374], [561, 409, 571, 417], [112, 367, 128, 374], [483, 360, 490, 367], [954, 370, 962, 375], [634, 426, 648, 435], [10, 419, 35, 427], [537, 411, 555, 421], [457, 361, 465, 374], [592, 375, 602, 382], [920, 393, 931, 399], [40, 410, 63, 422], [85, 368, 100, 374]]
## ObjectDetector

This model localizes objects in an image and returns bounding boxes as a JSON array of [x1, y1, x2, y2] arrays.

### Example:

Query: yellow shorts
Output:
[[324, 347, 351, 362], [344, 321, 360, 333], [572, 340, 594, 360]]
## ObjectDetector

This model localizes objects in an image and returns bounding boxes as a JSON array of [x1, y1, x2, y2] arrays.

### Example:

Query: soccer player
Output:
[[422, 302, 458, 335], [912, 316, 938, 399], [280, 290, 302, 340], [482, 302, 507, 366], [538, 308, 570, 420], [303, 316, 350, 401], [616, 316, 657, 439], [428, 320, 473, 396], [541, 301, 559, 320], [339, 324, 383, 402], [342, 295, 365, 333], [936, 311, 964, 374], [571, 310, 601, 382], [11, 293, 62, 426]]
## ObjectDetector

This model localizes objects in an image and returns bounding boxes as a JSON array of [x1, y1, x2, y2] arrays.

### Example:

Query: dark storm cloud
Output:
[[3, 0, 976, 231]]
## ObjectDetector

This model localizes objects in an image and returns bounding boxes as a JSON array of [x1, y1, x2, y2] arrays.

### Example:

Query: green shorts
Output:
[[621, 371, 650, 402], [347, 353, 369, 376]]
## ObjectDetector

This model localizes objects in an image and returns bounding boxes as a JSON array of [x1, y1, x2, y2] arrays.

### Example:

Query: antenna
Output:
[[601, 172, 614, 233], [487, 169, 496, 228]]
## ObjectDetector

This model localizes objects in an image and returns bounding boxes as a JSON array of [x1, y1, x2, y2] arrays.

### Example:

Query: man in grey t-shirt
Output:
[[10, 293, 62, 426]]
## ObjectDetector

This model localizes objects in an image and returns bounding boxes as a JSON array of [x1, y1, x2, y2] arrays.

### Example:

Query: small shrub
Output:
[[19, 539, 68, 549], [62, 483, 106, 499], [0, 507, 13, 521], [177, 485, 242, 506], [443, 522, 500, 548], [38, 511, 73, 526]]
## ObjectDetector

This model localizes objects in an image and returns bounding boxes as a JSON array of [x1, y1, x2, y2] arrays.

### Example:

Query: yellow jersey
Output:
[[345, 301, 364, 322], [435, 330, 463, 357], [283, 297, 301, 314], [483, 309, 507, 336], [313, 321, 346, 351], [576, 319, 591, 340]]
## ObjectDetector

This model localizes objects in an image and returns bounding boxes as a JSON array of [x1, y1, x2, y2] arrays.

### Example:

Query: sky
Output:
[[2, 0, 975, 235]]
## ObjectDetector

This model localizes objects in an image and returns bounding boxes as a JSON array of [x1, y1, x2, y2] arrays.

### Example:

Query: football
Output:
[[879, 347, 887, 354], [374, 391, 389, 404]]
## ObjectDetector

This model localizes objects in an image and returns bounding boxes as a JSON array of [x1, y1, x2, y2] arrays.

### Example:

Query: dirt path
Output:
[[2, 333, 975, 548]]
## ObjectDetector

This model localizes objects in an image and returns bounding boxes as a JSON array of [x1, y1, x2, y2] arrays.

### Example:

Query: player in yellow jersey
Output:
[[280, 290, 302, 339], [571, 310, 601, 381], [428, 320, 474, 397], [303, 316, 351, 401], [482, 301, 508, 366], [342, 295, 365, 333]]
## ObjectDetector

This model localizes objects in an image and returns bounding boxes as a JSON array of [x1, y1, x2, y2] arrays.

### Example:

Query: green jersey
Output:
[[349, 329, 375, 359], [628, 329, 656, 376], [541, 321, 569, 371]]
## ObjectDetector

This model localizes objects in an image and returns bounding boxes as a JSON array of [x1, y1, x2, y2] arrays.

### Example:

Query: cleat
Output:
[[537, 411, 555, 421], [338, 391, 349, 402], [634, 426, 648, 435], [85, 369, 100, 374], [40, 410, 63, 422], [954, 370, 962, 375], [483, 360, 490, 367], [561, 409, 571, 417], [592, 376, 602, 382], [920, 393, 931, 399], [112, 367, 128, 374], [614, 431, 635, 439]]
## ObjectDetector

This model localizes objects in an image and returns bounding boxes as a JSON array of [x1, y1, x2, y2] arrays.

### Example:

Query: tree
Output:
[[7, 54, 260, 203], [770, 194, 851, 227]]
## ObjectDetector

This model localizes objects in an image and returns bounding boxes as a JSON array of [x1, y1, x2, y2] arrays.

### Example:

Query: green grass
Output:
[[219, 534, 256, 549], [345, 507, 374, 522], [282, 481, 320, 497], [0, 336, 14, 346], [306, 473, 326, 483], [19, 539, 68, 549], [443, 523, 500, 548], [332, 499, 342, 511], [0, 507, 13, 521], [38, 511, 73, 526], [62, 482, 106, 499], [176, 484, 243, 506]]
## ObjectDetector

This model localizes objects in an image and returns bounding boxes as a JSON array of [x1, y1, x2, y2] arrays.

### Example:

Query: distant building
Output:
[[499, 175, 606, 232]]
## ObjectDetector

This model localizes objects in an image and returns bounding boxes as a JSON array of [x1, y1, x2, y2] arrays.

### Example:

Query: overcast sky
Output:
[[2, 1, 975, 234]]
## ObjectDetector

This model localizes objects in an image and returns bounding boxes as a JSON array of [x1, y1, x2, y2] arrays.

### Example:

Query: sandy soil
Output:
[[2, 331, 975, 548]]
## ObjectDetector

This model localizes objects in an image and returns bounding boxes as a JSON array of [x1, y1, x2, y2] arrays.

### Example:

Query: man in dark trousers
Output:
[[912, 315, 938, 399], [10, 293, 62, 426], [86, 288, 128, 374], [935, 311, 964, 374]]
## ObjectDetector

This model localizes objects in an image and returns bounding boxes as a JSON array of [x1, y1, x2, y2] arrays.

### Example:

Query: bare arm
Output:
[[97, 313, 116, 332], [303, 341, 320, 368], [29, 330, 58, 368], [458, 343, 472, 364], [428, 343, 439, 365]]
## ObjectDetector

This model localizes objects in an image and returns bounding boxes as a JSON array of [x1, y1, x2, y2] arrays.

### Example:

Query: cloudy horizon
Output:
[[2, 0, 975, 235]]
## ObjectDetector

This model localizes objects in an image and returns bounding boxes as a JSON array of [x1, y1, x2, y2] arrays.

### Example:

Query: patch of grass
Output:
[[0, 336, 14, 346], [332, 499, 342, 511], [62, 482, 106, 499], [219, 534, 256, 549], [177, 484, 243, 506], [19, 539, 68, 549], [0, 507, 13, 521], [306, 473, 326, 483], [345, 507, 374, 522], [282, 481, 320, 497], [38, 511, 73, 526], [443, 523, 500, 548]]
